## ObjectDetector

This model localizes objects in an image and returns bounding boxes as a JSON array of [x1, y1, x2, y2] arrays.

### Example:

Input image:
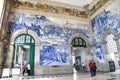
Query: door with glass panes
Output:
[[12, 34, 35, 75], [72, 37, 86, 71]]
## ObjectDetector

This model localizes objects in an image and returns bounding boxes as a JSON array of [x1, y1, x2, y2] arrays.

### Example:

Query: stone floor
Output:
[[1, 70, 120, 80]]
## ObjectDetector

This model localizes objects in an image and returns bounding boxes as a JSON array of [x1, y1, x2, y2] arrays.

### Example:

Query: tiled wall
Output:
[[8, 12, 91, 74], [92, 1, 120, 44], [91, 0, 120, 71], [9, 13, 90, 45]]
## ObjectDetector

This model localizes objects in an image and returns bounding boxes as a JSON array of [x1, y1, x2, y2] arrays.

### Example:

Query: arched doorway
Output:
[[11, 34, 35, 75], [102, 29, 120, 70], [72, 37, 87, 71], [105, 33, 119, 69]]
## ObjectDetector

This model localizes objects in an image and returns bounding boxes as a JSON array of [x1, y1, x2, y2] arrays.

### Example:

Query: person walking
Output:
[[22, 65, 25, 75], [27, 63, 31, 76], [88, 60, 94, 77], [82, 62, 85, 72], [118, 59, 120, 67], [93, 62, 97, 76]]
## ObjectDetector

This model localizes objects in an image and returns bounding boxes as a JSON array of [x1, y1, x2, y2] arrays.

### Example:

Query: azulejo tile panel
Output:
[[92, 10, 120, 43], [9, 13, 90, 44], [96, 45, 105, 63], [40, 46, 69, 66]]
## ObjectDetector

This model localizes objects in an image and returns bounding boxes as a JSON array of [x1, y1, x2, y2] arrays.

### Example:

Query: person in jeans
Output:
[[93, 62, 97, 76], [88, 60, 94, 77]]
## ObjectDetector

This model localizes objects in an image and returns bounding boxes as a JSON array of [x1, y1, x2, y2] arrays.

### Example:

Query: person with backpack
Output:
[[88, 60, 94, 77]]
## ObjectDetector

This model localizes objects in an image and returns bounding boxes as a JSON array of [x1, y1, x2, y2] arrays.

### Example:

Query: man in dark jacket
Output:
[[93, 62, 97, 76]]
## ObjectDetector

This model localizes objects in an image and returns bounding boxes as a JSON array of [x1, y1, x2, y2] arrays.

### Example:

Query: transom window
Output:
[[15, 34, 35, 44], [72, 37, 86, 47], [106, 33, 118, 53], [106, 33, 118, 60]]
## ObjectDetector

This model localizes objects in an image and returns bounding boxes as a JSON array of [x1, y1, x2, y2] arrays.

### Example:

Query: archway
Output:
[[72, 37, 86, 71], [12, 34, 35, 75], [102, 30, 119, 69], [69, 33, 90, 72], [6, 28, 40, 76]]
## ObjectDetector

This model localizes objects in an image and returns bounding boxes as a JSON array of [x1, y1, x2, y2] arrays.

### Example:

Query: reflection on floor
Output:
[[1, 70, 120, 80]]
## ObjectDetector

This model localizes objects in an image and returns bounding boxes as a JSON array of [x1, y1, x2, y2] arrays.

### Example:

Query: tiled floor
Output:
[[1, 70, 120, 80]]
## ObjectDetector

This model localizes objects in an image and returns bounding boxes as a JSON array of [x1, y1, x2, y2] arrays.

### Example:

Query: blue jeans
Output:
[[90, 68, 94, 76]]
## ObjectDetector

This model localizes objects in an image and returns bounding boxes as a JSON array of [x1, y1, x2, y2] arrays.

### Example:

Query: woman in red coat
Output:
[[88, 60, 94, 76]]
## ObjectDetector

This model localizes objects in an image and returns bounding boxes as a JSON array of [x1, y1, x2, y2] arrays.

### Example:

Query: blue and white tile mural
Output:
[[40, 46, 69, 66], [9, 13, 90, 44], [92, 10, 120, 43], [9, 13, 90, 66], [96, 45, 105, 63]]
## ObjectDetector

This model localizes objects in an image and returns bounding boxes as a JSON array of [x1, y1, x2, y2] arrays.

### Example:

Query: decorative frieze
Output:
[[11, 0, 109, 18], [12, 1, 87, 18], [90, 0, 109, 16]]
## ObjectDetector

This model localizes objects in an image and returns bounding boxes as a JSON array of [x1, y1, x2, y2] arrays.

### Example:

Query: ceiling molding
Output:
[[11, 0, 110, 18], [90, 0, 115, 19], [49, 0, 93, 7], [89, 0, 109, 16], [10, 8, 89, 22], [12, 1, 88, 18]]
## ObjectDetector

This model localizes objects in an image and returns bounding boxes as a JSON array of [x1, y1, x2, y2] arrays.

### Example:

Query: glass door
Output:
[[75, 56, 81, 71], [12, 34, 35, 76]]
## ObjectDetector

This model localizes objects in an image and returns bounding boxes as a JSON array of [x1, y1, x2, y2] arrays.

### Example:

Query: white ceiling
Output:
[[50, 0, 93, 7]]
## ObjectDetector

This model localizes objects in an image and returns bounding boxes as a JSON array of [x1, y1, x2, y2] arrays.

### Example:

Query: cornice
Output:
[[91, 0, 115, 19], [11, 1, 88, 18], [10, 0, 110, 18], [35, 0, 85, 11], [10, 8, 89, 22], [89, 0, 109, 16]]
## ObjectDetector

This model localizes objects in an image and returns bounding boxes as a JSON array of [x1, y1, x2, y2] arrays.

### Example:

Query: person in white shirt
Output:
[[82, 62, 85, 72], [27, 63, 30, 76]]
